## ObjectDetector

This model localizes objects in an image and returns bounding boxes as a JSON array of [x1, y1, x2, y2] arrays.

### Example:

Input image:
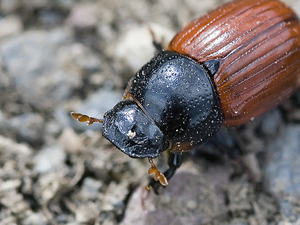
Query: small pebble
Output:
[[33, 145, 66, 174], [67, 3, 100, 29], [0, 15, 23, 39], [80, 177, 102, 199]]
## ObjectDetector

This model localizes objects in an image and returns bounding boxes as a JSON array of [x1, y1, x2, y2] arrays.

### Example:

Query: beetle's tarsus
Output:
[[147, 154, 183, 194], [148, 158, 168, 186]]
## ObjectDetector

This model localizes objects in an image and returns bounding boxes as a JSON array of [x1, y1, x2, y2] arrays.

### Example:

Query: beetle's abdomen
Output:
[[169, 0, 300, 125]]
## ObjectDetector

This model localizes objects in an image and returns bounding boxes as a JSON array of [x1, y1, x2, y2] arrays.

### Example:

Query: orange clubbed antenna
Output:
[[70, 112, 103, 125]]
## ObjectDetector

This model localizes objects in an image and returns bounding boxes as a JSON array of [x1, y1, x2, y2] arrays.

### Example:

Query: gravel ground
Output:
[[1, 0, 300, 224]]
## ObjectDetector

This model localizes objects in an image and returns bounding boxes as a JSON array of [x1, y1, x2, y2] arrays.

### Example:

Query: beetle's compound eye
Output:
[[103, 100, 169, 158]]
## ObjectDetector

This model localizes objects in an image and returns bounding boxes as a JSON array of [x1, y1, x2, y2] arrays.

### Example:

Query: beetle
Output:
[[71, 0, 300, 192]]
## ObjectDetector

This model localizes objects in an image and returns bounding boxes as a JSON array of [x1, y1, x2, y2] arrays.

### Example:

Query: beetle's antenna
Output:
[[147, 158, 168, 187], [70, 112, 103, 125]]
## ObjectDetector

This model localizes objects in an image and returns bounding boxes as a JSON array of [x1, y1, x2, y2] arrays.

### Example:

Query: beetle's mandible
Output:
[[71, 0, 300, 192]]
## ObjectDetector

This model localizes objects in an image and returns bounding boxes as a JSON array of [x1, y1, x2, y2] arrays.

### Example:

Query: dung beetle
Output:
[[71, 0, 300, 192]]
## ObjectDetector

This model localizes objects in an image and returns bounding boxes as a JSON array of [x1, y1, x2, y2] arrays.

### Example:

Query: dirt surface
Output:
[[1, 0, 300, 224]]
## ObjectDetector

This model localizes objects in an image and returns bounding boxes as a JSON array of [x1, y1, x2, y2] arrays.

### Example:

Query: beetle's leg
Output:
[[147, 153, 183, 194], [152, 39, 163, 52], [147, 25, 163, 52], [147, 158, 168, 187]]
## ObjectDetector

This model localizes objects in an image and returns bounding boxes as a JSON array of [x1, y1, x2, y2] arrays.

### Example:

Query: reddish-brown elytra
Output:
[[72, 0, 300, 193], [169, 0, 300, 125]]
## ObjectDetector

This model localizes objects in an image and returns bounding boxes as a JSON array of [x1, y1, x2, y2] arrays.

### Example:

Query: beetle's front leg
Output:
[[147, 153, 183, 194]]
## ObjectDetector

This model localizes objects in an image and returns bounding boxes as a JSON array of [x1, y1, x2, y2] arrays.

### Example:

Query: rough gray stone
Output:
[[264, 125, 300, 222]]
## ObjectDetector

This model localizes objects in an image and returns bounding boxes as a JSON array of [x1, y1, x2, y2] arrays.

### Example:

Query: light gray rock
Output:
[[0, 29, 81, 111], [6, 113, 45, 146], [33, 145, 66, 174], [0, 15, 23, 39]]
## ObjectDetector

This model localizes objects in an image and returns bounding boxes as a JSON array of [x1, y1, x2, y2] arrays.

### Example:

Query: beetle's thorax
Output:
[[127, 50, 223, 152]]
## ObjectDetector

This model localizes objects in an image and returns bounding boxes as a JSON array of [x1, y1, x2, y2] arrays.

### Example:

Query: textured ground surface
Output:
[[1, 0, 300, 224]]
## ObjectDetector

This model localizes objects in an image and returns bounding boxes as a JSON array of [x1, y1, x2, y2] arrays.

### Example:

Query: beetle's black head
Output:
[[103, 100, 169, 158]]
